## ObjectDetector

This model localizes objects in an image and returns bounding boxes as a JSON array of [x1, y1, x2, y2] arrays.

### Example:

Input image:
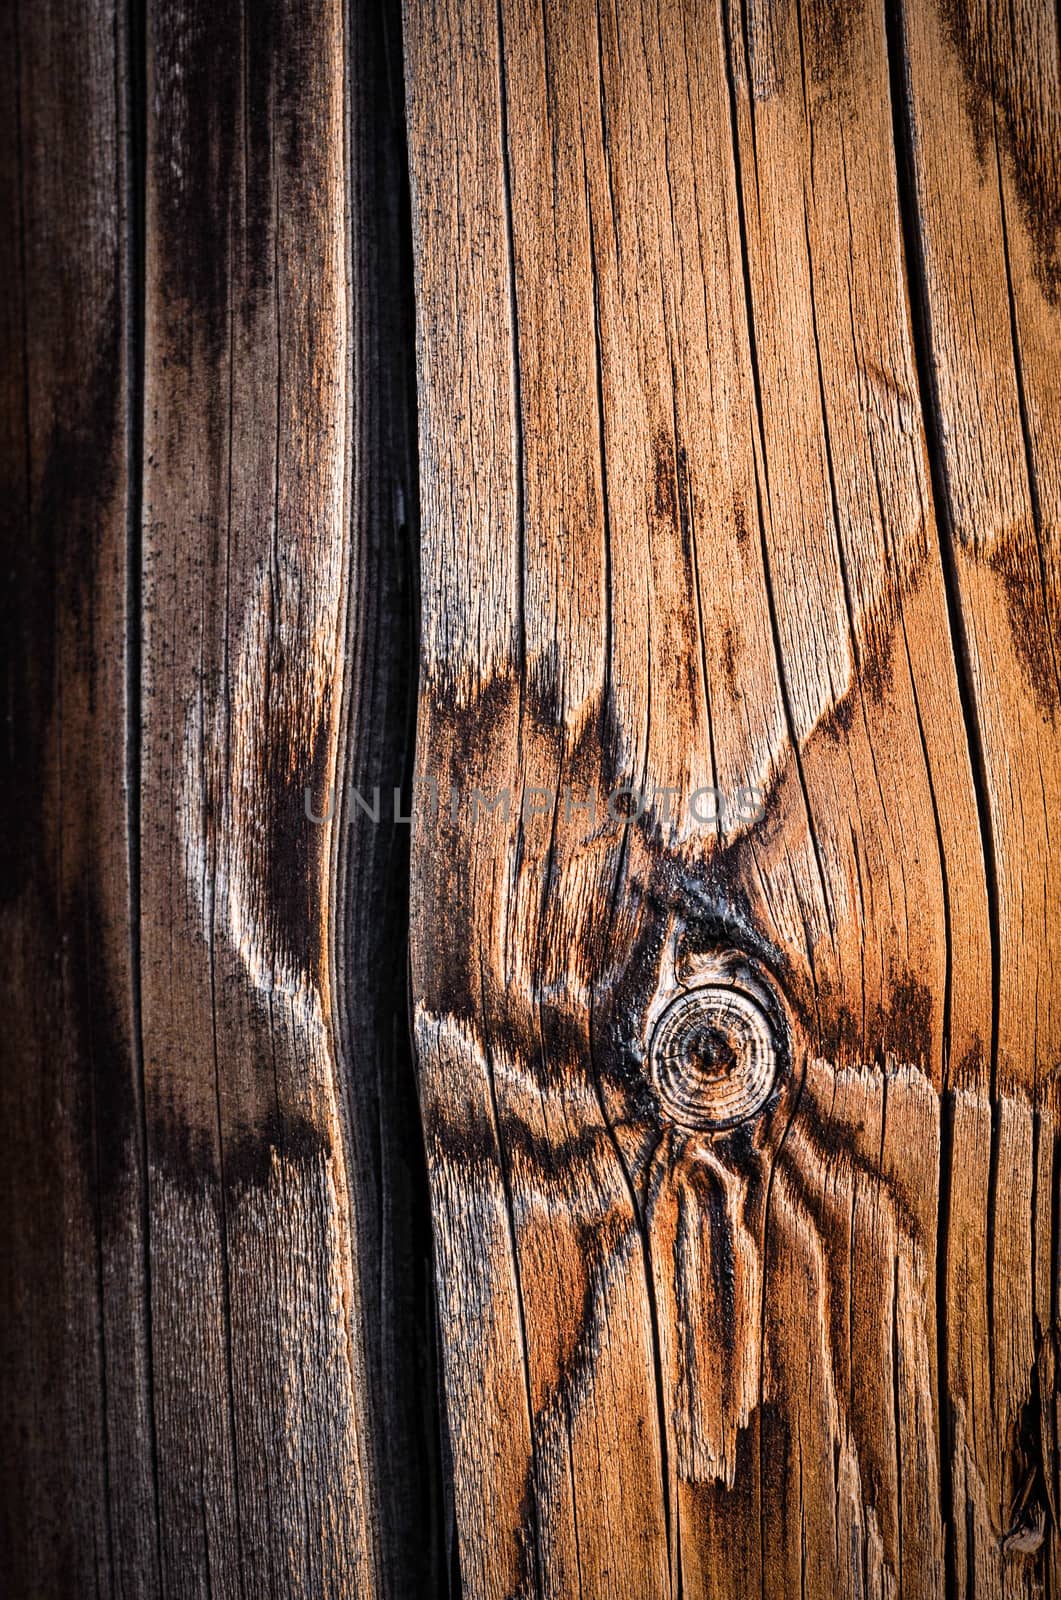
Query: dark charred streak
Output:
[[652, 414, 705, 715], [555, 1209, 640, 1400], [674, 439, 694, 571], [423, 673, 520, 772], [757, 1401, 793, 1513], [411, 677, 518, 1023], [985, 533, 1060, 718], [1, 303, 123, 904], [954, 1035, 986, 1092], [420, 1086, 501, 1172], [256, 696, 333, 980], [938, 0, 1061, 303], [1001, 1347, 1051, 1561], [803, 959, 936, 1077], [151, 1, 240, 359], [872, 970, 933, 1069], [712, 1118, 762, 1178], [148, 1102, 331, 1195], [860, 612, 898, 705], [510, 1473, 541, 1600], [693, 1163, 739, 1345], [720, 625, 738, 699], [498, 1208, 644, 1599], [816, 996, 862, 1063], [595, 681, 630, 798], [424, 1079, 639, 1190], [801, 0, 858, 85], [526, 641, 566, 730], [653, 428, 678, 524], [818, 615, 899, 748], [781, 1074, 925, 1246], [732, 492, 751, 553], [818, 686, 857, 745], [415, 672, 636, 1028], [150, 1102, 218, 1188]]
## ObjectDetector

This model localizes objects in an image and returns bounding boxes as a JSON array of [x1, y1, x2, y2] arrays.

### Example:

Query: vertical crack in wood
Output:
[[335, 0, 449, 1589]]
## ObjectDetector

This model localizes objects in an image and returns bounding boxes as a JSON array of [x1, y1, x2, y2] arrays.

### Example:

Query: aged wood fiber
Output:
[[403, 0, 1060, 1596], [1, 1, 438, 1596], [2, 0, 1059, 1596]]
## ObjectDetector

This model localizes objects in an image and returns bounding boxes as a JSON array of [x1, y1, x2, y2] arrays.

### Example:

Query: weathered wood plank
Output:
[[0, 3, 158, 1592], [2, 2, 438, 1595], [403, 0, 1058, 1595], [139, 0, 438, 1593], [894, 1, 1061, 1589]]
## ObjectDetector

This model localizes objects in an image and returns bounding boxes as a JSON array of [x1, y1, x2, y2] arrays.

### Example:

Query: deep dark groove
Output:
[[396, 76, 458, 1600], [885, 4, 1003, 1596], [123, 0, 164, 1583], [899, 610, 957, 1600], [343, 0, 450, 1591]]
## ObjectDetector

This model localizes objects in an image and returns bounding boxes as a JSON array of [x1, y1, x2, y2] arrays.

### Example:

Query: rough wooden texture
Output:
[[1, 3, 156, 1591], [1, 2, 438, 1595], [403, 0, 1060, 1595]]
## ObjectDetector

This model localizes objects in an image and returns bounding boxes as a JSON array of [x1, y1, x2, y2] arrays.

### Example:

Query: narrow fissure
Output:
[[336, 0, 453, 1591]]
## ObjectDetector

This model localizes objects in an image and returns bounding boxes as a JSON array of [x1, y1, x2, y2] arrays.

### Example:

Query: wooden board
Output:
[[1, 2, 156, 1590], [1, 2, 439, 1595], [3, 0, 1059, 1595], [402, 0, 1060, 1594]]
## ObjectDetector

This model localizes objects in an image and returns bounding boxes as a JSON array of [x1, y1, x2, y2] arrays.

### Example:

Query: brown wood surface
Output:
[[1, 2, 440, 1596], [2, 0, 1059, 1596], [1, 2, 157, 1590], [403, 0, 1061, 1596]]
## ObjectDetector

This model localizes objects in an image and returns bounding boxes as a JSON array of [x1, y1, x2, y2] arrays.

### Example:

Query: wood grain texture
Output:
[[0, 2, 158, 1591], [1, 2, 438, 1595], [895, 4, 1061, 1587], [403, 0, 1060, 1595]]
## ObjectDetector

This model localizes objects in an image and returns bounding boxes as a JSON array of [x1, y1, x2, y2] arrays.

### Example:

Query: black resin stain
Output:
[[149, 1100, 332, 1195]]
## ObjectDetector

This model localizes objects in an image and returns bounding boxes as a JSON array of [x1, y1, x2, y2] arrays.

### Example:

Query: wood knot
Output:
[[649, 982, 778, 1131]]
